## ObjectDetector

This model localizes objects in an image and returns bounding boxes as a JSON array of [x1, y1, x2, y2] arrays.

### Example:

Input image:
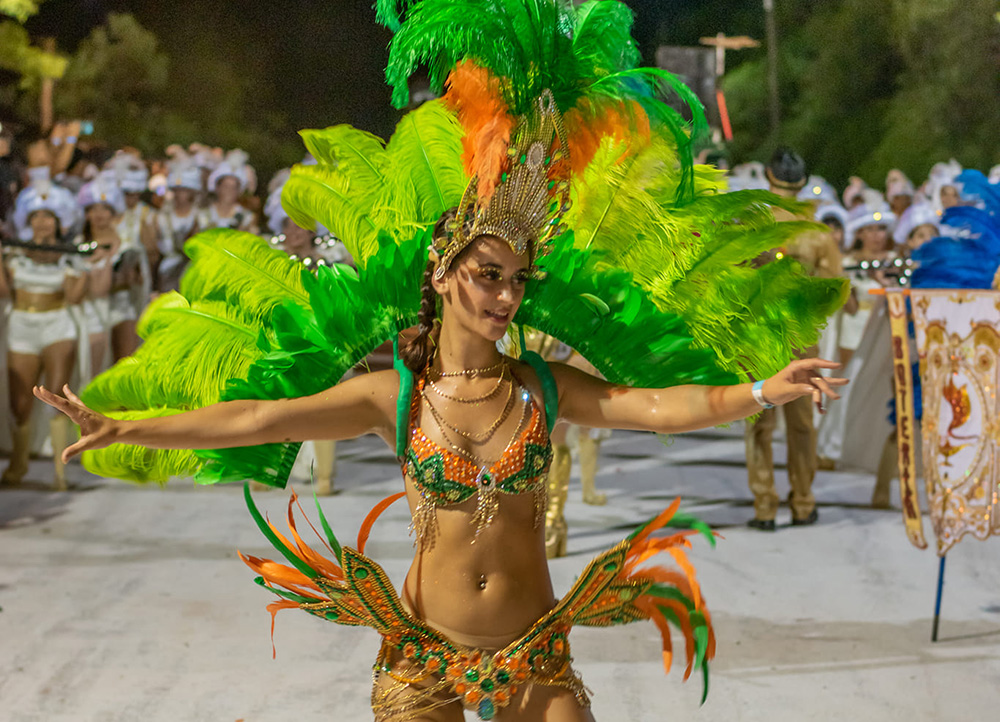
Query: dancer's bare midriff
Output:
[[401, 482, 557, 647]]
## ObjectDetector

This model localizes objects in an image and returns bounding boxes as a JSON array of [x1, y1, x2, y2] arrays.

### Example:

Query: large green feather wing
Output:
[[566, 137, 847, 379], [79, 231, 311, 484], [282, 100, 467, 269]]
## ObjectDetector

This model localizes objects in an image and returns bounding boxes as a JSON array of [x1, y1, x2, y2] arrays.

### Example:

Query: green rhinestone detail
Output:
[[354, 567, 369, 579], [466, 668, 479, 682], [481, 678, 495, 692], [547, 180, 555, 189], [544, 156, 551, 166], [519, 153, 526, 164], [496, 670, 510, 684], [603, 561, 617, 572], [501, 172, 508, 182]]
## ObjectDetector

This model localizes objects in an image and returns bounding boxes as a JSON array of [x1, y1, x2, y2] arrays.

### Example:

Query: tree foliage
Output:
[[722, 0, 1000, 189], [0, 0, 65, 86], [9, 12, 299, 179]]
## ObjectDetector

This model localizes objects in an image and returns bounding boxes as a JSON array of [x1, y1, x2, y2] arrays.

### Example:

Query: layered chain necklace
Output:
[[419, 357, 528, 469]]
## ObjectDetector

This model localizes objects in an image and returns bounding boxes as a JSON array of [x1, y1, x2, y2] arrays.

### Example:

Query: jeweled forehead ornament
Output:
[[433, 89, 571, 281]]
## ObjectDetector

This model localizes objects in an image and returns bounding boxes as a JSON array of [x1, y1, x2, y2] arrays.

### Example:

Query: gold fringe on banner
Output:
[[886, 289, 927, 549]]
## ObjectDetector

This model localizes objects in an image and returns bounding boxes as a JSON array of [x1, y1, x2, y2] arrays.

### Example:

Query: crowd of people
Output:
[[0, 120, 997, 519], [0, 123, 348, 490]]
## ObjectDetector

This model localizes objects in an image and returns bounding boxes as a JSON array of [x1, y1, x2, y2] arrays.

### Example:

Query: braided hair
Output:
[[399, 209, 456, 373]]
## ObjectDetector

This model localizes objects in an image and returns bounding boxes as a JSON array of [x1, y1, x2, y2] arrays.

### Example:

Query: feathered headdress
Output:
[[83, 0, 846, 488]]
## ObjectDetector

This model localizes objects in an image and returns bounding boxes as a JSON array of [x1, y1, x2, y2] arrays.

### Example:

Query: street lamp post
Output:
[[763, 0, 781, 133]]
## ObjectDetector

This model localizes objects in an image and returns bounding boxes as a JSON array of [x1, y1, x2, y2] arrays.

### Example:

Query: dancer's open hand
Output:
[[761, 358, 848, 414], [33, 384, 118, 462]]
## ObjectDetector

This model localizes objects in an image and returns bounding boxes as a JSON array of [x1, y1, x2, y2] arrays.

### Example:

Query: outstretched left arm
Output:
[[550, 358, 847, 435]]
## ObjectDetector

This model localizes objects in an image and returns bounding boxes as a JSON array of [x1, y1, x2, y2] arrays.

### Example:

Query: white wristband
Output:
[[752, 380, 774, 409]]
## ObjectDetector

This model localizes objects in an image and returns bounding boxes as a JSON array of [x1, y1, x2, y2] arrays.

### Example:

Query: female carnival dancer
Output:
[[75, 177, 133, 379], [3, 185, 86, 489], [36, 2, 847, 719], [154, 151, 203, 293], [200, 149, 258, 233], [108, 150, 156, 359]]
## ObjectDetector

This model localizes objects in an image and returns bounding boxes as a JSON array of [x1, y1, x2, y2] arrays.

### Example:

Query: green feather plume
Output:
[[380, 0, 707, 202], [79, 233, 308, 484], [282, 100, 467, 269], [565, 135, 847, 379], [181, 229, 311, 321], [379, 100, 468, 229]]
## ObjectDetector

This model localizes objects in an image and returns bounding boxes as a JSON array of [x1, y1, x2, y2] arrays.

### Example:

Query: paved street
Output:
[[2, 427, 998, 721]]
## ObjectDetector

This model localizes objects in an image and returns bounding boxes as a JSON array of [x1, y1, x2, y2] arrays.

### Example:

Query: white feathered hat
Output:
[[893, 202, 940, 245], [846, 193, 896, 241], [164, 149, 204, 191], [78, 174, 127, 215], [207, 149, 255, 194], [798, 175, 838, 205], [12, 170, 79, 240], [105, 150, 150, 194], [926, 159, 964, 214], [885, 169, 915, 201]]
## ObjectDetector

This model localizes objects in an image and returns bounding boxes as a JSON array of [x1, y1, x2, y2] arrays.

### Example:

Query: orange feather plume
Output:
[[443, 60, 514, 200], [564, 98, 651, 176]]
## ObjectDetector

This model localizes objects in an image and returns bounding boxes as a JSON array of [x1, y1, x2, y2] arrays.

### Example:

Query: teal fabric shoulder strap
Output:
[[392, 336, 415, 460], [518, 326, 559, 436]]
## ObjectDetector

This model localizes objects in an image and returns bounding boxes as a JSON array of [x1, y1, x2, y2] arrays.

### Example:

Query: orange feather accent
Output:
[[666, 547, 702, 609], [628, 567, 695, 599], [642, 599, 675, 674], [565, 98, 651, 176], [357, 491, 407, 554], [443, 61, 513, 200], [292, 491, 338, 557], [284, 493, 344, 581], [265, 600, 301, 659], [636, 596, 697, 680], [629, 497, 682, 550], [238, 552, 326, 598]]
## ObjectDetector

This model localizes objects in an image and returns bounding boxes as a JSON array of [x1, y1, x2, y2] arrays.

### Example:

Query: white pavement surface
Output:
[[2, 427, 999, 721]]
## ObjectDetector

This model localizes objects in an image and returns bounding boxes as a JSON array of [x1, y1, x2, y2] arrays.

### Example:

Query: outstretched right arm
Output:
[[34, 370, 401, 463]]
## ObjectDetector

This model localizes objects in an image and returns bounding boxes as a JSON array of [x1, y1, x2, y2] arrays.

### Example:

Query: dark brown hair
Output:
[[399, 209, 456, 373]]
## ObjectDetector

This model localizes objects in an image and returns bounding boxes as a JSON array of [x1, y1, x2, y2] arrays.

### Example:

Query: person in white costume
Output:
[[155, 152, 203, 293], [201, 149, 257, 234], [2, 185, 87, 489], [106, 151, 154, 358], [75, 177, 134, 379], [838, 196, 897, 366], [885, 169, 915, 219]]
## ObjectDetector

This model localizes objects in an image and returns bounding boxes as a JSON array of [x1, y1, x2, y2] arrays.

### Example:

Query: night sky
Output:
[[25, 1, 767, 141]]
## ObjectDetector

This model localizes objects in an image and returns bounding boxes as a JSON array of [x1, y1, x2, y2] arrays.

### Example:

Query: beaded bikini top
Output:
[[401, 367, 553, 545]]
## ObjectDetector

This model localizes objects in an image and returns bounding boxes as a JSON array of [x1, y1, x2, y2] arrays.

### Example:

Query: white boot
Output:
[[313, 440, 337, 496], [578, 435, 606, 506], [545, 444, 571, 559], [2, 422, 32, 485], [50, 417, 69, 491]]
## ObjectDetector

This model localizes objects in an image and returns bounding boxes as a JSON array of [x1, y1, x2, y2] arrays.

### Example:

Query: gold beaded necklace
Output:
[[429, 392, 531, 470], [419, 377, 515, 443], [426, 364, 508, 405], [432, 356, 505, 378]]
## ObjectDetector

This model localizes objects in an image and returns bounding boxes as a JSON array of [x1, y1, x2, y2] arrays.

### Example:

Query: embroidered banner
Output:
[[911, 290, 1000, 555], [886, 290, 927, 549]]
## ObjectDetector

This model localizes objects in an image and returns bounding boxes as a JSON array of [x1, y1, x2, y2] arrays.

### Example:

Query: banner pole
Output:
[[931, 554, 947, 642]]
